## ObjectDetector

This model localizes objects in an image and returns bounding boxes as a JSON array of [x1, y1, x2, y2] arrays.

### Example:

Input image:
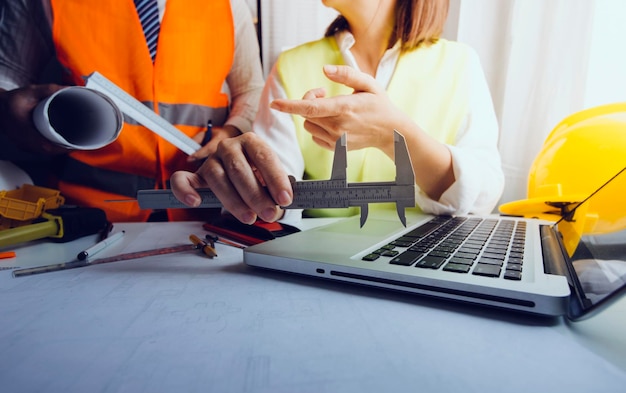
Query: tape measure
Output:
[[84, 72, 201, 155], [137, 131, 416, 226]]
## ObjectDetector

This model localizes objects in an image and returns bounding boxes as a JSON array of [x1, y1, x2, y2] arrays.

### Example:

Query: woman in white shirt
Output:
[[171, 0, 504, 226]]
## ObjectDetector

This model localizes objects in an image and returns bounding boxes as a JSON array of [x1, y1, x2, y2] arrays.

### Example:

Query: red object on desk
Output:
[[202, 216, 300, 247], [202, 222, 265, 246]]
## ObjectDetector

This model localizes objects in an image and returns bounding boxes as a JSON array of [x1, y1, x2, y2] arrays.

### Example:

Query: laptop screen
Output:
[[554, 167, 626, 320]]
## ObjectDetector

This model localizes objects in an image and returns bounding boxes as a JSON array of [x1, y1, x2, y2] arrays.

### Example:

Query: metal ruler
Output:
[[13, 244, 199, 277], [137, 131, 416, 226], [84, 71, 201, 155]]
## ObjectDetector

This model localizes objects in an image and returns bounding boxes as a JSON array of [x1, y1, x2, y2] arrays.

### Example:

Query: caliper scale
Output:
[[137, 130, 416, 226]]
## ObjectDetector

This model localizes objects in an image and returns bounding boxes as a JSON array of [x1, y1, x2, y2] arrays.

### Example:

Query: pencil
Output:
[[189, 234, 217, 257]]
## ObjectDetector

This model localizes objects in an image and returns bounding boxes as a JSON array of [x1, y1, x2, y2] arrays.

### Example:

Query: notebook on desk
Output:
[[244, 167, 626, 320]]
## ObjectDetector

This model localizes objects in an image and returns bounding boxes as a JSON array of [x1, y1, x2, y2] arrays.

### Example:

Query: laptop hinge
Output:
[[540, 224, 593, 318], [540, 225, 570, 280]]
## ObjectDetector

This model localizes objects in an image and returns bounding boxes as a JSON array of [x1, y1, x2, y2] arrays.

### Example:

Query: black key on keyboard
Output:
[[389, 251, 424, 266]]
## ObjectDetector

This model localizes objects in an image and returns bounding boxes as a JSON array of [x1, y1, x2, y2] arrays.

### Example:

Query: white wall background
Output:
[[259, 0, 338, 76], [448, 0, 626, 207], [585, 0, 626, 108]]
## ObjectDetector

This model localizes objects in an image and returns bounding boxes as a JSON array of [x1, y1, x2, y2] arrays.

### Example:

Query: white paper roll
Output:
[[32, 86, 123, 150]]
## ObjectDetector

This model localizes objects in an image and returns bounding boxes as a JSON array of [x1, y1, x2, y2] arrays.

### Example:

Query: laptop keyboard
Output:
[[361, 216, 526, 280]]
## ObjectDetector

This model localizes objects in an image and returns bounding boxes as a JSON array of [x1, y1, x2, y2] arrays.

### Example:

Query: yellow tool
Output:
[[0, 206, 108, 248], [0, 184, 65, 230]]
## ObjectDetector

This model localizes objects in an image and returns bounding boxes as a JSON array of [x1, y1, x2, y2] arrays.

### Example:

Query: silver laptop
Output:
[[244, 167, 626, 320]]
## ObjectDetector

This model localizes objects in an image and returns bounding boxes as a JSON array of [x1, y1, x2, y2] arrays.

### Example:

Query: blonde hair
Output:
[[325, 0, 449, 51]]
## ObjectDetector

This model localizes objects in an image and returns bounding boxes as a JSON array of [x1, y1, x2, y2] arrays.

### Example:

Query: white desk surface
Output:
[[1, 220, 626, 393]]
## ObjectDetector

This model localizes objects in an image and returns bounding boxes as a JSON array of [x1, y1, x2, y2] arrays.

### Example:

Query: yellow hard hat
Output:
[[499, 102, 626, 238]]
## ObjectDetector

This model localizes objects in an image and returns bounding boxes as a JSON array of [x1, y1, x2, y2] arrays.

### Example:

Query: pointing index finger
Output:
[[321, 65, 380, 94], [270, 96, 342, 118]]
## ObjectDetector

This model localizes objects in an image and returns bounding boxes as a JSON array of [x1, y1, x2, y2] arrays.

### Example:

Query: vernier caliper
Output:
[[136, 130, 416, 226]]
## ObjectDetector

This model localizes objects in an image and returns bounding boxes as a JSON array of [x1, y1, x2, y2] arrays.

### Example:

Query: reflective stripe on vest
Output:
[[276, 37, 471, 218], [50, 0, 234, 222], [123, 101, 229, 128]]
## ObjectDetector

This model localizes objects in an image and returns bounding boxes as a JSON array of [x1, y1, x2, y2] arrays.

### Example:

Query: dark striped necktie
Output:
[[134, 0, 160, 62]]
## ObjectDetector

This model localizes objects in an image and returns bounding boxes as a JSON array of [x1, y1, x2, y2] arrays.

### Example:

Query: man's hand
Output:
[[0, 84, 69, 155], [188, 124, 242, 162], [170, 132, 293, 224]]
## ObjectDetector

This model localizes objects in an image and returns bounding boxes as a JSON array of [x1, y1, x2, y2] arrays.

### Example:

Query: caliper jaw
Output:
[[391, 130, 416, 227]]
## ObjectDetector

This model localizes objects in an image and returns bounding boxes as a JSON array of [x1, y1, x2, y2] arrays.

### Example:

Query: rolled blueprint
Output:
[[32, 86, 123, 150]]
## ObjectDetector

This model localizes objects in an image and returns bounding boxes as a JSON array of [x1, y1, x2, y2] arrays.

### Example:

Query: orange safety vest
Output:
[[50, 0, 234, 222]]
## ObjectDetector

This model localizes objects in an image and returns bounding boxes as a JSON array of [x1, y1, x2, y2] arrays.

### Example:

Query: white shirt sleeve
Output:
[[252, 62, 305, 226], [415, 50, 504, 215]]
